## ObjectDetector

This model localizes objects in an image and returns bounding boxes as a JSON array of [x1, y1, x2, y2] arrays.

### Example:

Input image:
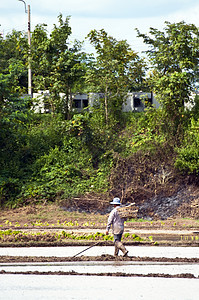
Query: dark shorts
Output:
[[114, 233, 122, 242]]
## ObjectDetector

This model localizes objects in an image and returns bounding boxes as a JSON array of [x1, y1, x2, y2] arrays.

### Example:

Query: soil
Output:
[[0, 255, 198, 279], [1, 255, 199, 263], [0, 194, 199, 229], [0, 270, 196, 279], [0, 200, 199, 248], [1, 202, 199, 278], [1, 150, 199, 269]]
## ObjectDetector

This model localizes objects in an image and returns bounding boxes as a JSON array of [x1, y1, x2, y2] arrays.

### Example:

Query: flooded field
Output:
[[0, 274, 199, 300], [0, 260, 199, 277], [0, 245, 198, 299], [0, 245, 199, 258]]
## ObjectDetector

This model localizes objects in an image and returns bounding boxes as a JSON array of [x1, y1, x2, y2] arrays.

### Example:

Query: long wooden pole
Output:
[[73, 241, 101, 257]]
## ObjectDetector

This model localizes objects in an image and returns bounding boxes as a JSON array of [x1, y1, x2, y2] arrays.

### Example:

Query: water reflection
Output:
[[0, 246, 199, 258], [0, 274, 199, 300], [0, 261, 199, 276]]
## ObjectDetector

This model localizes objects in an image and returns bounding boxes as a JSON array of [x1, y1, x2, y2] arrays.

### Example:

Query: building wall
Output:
[[32, 91, 159, 113]]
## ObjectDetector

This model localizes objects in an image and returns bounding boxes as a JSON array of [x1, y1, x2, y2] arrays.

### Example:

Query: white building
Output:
[[32, 91, 159, 113], [122, 92, 160, 112]]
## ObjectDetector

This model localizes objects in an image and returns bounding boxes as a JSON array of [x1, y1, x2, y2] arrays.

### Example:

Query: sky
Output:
[[1, 0, 199, 56]]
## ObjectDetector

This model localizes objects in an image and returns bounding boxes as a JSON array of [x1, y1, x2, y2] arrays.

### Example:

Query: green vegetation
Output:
[[1, 18, 199, 208], [126, 218, 150, 223], [0, 229, 145, 243]]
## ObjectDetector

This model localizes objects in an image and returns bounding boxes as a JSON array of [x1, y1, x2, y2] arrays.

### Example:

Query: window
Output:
[[73, 99, 82, 108], [134, 97, 141, 107], [83, 99, 88, 108]]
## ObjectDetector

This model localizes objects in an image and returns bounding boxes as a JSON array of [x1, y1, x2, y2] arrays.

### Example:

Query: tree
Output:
[[31, 14, 87, 119], [86, 29, 146, 125], [0, 30, 28, 104], [136, 21, 199, 134]]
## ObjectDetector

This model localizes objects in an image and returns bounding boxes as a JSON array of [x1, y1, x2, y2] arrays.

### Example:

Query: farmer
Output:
[[106, 197, 128, 257]]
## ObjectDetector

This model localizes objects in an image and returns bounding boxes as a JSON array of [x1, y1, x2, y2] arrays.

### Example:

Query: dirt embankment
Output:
[[56, 150, 199, 221]]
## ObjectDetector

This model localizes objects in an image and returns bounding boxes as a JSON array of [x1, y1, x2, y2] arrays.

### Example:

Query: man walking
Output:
[[106, 197, 128, 257]]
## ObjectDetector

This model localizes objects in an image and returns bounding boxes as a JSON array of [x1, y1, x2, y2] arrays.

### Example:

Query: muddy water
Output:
[[0, 274, 199, 300], [1, 261, 199, 276], [1, 246, 199, 299], [0, 246, 199, 258]]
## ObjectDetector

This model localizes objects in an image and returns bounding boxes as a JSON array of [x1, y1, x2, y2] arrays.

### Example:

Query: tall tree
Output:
[[136, 21, 199, 134], [0, 30, 28, 104], [31, 14, 87, 119], [86, 29, 146, 125]]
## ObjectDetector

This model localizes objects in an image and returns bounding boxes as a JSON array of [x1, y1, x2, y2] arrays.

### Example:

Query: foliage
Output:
[[190, 94, 199, 120], [0, 95, 35, 206], [2, 18, 199, 207], [0, 30, 28, 99], [0, 229, 147, 243], [31, 14, 87, 119], [175, 118, 199, 174], [112, 109, 167, 157], [17, 113, 112, 202], [136, 21, 199, 135], [0, 99, 195, 207], [86, 29, 146, 125]]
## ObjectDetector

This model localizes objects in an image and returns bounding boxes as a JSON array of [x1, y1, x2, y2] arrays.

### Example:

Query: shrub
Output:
[[175, 118, 199, 174]]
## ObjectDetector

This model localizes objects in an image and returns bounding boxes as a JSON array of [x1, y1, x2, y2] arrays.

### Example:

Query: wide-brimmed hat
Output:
[[110, 197, 121, 205]]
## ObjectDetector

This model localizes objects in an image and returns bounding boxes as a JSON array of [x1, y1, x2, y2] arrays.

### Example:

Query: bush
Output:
[[175, 118, 199, 174], [18, 113, 112, 201], [1, 94, 198, 207]]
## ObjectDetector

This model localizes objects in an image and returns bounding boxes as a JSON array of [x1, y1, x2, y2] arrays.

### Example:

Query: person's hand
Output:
[[106, 231, 109, 235]]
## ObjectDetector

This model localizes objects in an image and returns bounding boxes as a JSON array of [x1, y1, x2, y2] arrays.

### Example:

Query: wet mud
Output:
[[1, 255, 199, 279], [1, 254, 199, 263], [0, 269, 197, 279]]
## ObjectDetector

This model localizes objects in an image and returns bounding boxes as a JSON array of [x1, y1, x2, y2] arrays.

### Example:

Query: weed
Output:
[[126, 218, 149, 223], [148, 236, 153, 242], [131, 233, 143, 241], [0, 229, 21, 238], [124, 233, 130, 238], [103, 235, 113, 241]]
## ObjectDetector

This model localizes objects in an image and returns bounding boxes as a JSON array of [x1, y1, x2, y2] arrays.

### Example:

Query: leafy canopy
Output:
[[86, 29, 146, 125], [31, 14, 87, 119], [136, 21, 199, 134]]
